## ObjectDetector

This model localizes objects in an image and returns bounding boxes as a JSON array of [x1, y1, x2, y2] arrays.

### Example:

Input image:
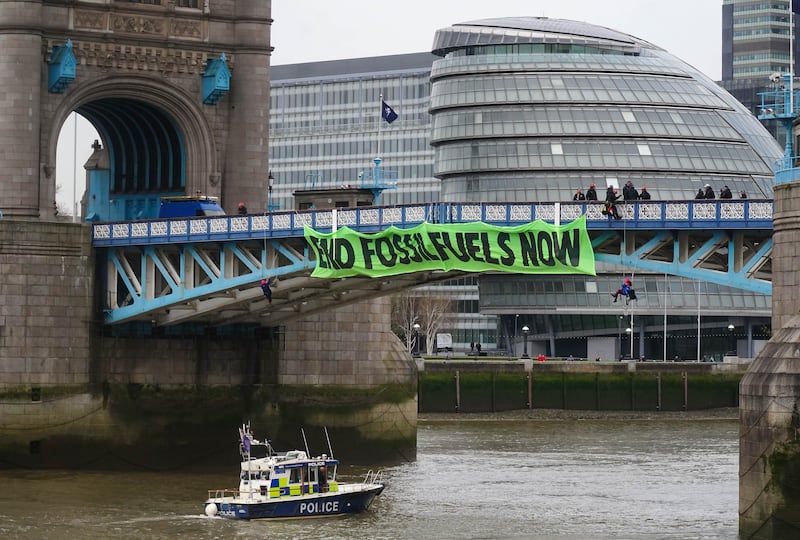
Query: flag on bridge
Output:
[[381, 99, 398, 124]]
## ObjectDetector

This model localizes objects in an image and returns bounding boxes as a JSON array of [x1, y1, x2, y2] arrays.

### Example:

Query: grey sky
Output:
[[271, 0, 722, 80]]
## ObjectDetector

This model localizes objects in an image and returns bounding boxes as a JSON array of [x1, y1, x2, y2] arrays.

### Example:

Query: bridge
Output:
[[92, 198, 774, 327]]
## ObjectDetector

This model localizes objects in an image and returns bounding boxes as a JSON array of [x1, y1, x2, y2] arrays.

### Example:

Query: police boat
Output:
[[204, 423, 384, 520]]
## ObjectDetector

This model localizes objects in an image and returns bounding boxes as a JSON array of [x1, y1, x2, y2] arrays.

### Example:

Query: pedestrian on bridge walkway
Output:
[[602, 187, 621, 220]]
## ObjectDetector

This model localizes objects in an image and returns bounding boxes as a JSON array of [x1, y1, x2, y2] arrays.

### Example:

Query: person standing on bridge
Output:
[[622, 181, 638, 201], [238, 202, 248, 215], [586, 183, 598, 200], [602, 186, 621, 220]]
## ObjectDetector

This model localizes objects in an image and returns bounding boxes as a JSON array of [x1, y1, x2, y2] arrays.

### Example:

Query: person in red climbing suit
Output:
[[611, 277, 637, 303], [260, 278, 273, 303]]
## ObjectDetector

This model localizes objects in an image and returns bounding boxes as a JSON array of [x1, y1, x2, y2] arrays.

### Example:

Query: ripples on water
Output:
[[0, 419, 738, 539]]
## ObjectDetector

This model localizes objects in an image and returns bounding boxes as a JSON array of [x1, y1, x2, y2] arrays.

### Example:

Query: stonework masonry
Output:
[[0, 1, 43, 216], [2, 0, 273, 219], [0, 219, 93, 385], [739, 182, 800, 538], [282, 296, 416, 387]]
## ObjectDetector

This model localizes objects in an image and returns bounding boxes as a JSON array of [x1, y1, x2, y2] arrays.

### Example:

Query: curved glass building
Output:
[[429, 17, 781, 202], [427, 17, 781, 360]]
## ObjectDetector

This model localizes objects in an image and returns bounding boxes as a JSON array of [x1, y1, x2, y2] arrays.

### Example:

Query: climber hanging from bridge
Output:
[[611, 277, 637, 304], [261, 278, 274, 303]]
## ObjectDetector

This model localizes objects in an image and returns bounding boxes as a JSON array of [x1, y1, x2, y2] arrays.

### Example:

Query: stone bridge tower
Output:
[[0, 0, 271, 219], [0, 1, 417, 468]]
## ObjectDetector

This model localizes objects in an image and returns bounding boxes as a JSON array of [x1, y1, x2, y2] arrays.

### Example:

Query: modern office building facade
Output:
[[722, 0, 799, 81], [270, 17, 781, 360], [721, 0, 800, 144], [270, 53, 439, 208]]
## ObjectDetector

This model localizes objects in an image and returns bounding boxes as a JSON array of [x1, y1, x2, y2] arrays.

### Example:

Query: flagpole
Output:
[[378, 92, 383, 160], [791, 0, 795, 115]]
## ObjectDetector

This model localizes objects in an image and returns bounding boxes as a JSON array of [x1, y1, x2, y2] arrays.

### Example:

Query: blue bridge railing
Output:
[[774, 157, 800, 185], [91, 199, 775, 248]]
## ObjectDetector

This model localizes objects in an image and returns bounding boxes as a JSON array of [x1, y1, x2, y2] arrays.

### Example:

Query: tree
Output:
[[391, 292, 419, 354], [392, 288, 454, 355]]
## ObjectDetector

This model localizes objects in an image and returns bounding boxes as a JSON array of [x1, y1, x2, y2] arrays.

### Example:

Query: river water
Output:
[[0, 418, 738, 539]]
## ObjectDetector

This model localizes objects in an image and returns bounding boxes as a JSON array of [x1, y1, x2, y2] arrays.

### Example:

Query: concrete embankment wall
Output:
[[419, 360, 746, 413]]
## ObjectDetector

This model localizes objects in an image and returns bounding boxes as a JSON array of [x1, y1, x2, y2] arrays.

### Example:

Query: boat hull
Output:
[[206, 485, 384, 520]]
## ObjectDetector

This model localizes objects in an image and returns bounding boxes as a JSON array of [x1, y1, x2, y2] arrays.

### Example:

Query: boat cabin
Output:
[[239, 449, 340, 498]]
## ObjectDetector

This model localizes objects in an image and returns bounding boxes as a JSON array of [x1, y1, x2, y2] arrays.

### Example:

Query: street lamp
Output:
[[521, 325, 530, 359], [412, 323, 421, 358], [727, 324, 735, 356], [625, 327, 632, 360], [267, 171, 275, 212]]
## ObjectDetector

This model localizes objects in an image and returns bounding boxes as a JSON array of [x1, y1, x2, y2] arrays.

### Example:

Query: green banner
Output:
[[304, 216, 595, 279]]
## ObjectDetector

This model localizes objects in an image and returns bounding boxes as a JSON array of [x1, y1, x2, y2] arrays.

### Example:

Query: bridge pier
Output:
[[0, 220, 416, 468], [739, 182, 800, 538], [277, 297, 418, 462]]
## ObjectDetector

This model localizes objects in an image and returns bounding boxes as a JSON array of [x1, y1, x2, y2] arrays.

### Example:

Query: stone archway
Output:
[[2, 1, 271, 219], [44, 75, 219, 220]]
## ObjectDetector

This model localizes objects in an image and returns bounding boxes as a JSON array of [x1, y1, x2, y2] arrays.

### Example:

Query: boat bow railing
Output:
[[208, 488, 240, 499], [363, 469, 383, 486]]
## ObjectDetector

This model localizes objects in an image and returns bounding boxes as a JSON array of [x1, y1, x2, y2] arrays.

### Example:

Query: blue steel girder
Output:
[[105, 238, 310, 325], [93, 200, 774, 326], [102, 236, 463, 327], [592, 229, 772, 294]]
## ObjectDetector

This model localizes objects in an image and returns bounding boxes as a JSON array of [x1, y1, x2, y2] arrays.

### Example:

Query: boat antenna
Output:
[[324, 426, 334, 459], [301, 427, 310, 457]]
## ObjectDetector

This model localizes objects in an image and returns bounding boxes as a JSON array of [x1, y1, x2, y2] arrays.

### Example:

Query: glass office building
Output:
[[270, 53, 440, 208], [722, 0, 799, 81], [270, 17, 781, 360], [720, 0, 800, 144]]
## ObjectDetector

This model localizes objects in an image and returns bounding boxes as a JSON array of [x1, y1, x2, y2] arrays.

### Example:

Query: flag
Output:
[[240, 427, 251, 454], [381, 100, 398, 124]]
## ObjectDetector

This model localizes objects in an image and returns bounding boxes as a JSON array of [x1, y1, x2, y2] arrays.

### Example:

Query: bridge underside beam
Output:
[[102, 237, 465, 327], [592, 229, 771, 294], [100, 226, 773, 327]]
